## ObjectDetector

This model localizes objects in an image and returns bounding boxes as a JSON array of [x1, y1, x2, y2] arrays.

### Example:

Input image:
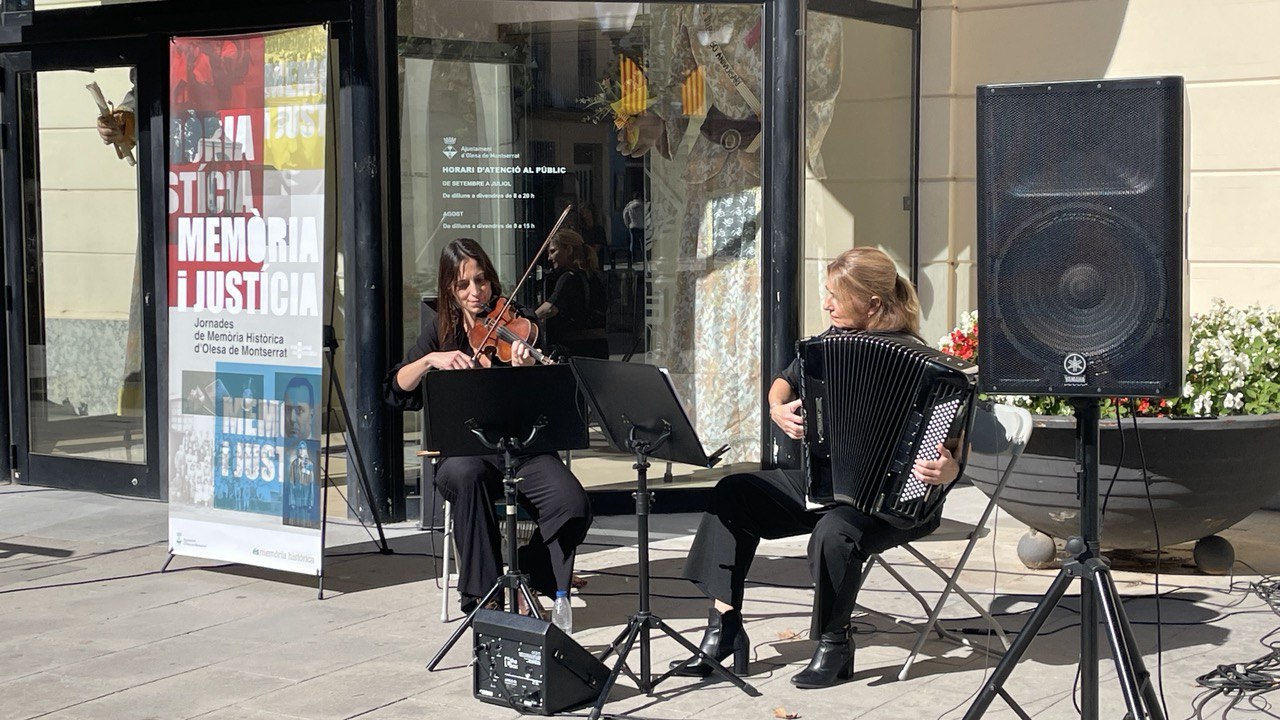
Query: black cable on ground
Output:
[[1190, 577, 1280, 719]]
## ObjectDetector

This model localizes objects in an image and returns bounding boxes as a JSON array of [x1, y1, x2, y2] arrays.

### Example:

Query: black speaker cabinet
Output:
[[976, 76, 1189, 398], [471, 609, 609, 715]]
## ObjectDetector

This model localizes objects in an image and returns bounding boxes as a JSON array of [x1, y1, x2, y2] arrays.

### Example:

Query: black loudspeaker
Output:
[[471, 609, 609, 715], [976, 76, 1189, 397]]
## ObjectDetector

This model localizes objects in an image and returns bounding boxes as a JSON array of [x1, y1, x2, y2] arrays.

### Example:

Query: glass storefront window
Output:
[[21, 66, 147, 462], [397, 2, 773, 474], [804, 11, 915, 336]]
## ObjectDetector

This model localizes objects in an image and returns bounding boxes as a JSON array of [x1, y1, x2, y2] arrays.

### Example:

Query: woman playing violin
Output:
[[383, 237, 592, 615]]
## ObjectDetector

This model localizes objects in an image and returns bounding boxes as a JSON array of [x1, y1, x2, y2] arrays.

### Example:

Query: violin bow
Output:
[[470, 204, 574, 366]]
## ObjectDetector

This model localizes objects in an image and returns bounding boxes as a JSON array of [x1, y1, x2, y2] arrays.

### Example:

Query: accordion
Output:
[[799, 332, 978, 529]]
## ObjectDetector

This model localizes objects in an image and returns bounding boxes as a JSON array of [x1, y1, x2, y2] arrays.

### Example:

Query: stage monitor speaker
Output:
[[976, 76, 1189, 398], [471, 608, 609, 715]]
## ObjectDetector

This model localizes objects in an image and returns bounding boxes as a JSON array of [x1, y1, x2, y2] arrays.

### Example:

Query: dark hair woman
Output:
[[383, 238, 593, 613], [670, 246, 960, 688], [573, 204, 609, 266]]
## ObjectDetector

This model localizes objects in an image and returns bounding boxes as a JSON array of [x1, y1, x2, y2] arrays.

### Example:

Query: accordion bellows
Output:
[[799, 332, 979, 529]]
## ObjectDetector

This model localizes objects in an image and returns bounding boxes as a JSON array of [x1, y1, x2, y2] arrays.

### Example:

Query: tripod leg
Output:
[[651, 616, 760, 696], [598, 621, 636, 665], [1094, 565, 1165, 720], [1090, 569, 1145, 719], [323, 347, 390, 553], [963, 566, 1076, 720], [426, 581, 505, 670], [1081, 569, 1099, 720], [589, 619, 644, 720]]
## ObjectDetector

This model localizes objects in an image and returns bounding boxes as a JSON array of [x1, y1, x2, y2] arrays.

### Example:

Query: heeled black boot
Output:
[[790, 627, 854, 689], [669, 607, 750, 677]]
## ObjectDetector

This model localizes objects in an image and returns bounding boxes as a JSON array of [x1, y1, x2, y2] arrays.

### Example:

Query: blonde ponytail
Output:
[[826, 247, 921, 334]]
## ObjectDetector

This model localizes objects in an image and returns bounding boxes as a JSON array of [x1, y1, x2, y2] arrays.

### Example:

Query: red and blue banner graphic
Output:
[[167, 25, 328, 576]]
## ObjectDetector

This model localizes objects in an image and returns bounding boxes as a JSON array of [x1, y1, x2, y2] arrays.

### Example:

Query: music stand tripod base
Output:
[[420, 365, 588, 671], [569, 358, 757, 720], [425, 438, 547, 671], [962, 398, 1164, 720]]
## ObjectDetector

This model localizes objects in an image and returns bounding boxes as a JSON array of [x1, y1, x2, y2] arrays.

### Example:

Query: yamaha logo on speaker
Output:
[[1063, 353, 1087, 385]]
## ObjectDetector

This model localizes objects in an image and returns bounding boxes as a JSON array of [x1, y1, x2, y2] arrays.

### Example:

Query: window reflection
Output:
[[397, 3, 846, 474], [804, 13, 914, 337], [23, 67, 146, 462]]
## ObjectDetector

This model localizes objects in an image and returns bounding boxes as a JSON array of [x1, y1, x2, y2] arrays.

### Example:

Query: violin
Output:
[[467, 298, 554, 365], [467, 204, 575, 368]]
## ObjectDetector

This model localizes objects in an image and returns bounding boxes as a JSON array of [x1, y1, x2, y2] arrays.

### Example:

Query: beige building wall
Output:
[[920, 0, 1280, 344], [37, 67, 139, 321], [804, 14, 916, 337]]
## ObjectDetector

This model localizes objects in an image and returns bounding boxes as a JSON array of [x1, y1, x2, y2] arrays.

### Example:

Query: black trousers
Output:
[[683, 469, 938, 636], [628, 227, 644, 261], [434, 453, 593, 601]]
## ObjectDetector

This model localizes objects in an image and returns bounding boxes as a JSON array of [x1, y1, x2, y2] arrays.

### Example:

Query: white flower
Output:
[[1182, 382, 1194, 398], [1193, 393, 1213, 416]]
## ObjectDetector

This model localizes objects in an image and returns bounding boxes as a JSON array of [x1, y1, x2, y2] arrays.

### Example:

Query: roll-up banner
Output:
[[167, 25, 328, 576]]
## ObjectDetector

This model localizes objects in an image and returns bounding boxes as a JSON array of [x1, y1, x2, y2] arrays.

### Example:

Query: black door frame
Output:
[[0, 41, 165, 496]]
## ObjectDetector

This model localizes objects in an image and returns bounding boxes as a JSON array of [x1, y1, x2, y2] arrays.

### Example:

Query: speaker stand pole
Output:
[[962, 398, 1164, 720], [589, 423, 759, 720]]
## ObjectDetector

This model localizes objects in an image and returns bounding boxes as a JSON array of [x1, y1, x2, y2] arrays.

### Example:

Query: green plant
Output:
[[938, 300, 1280, 418]]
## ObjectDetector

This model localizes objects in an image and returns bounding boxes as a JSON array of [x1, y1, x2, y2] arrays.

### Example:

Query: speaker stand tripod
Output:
[[426, 423, 545, 671], [589, 422, 759, 720], [963, 397, 1164, 720]]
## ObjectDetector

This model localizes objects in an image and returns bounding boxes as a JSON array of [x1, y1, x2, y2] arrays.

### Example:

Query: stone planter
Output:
[[966, 413, 1280, 572]]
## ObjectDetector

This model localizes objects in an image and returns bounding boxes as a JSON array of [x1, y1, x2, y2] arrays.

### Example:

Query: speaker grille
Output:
[[985, 86, 1170, 197], [977, 77, 1187, 397]]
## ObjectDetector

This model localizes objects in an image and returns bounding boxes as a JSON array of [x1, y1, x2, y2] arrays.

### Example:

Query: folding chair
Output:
[[414, 448, 458, 621], [862, 402, 1033, 680]]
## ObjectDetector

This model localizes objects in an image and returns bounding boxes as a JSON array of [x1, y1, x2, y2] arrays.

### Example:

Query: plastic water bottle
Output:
[[551, 590, 572, 634]]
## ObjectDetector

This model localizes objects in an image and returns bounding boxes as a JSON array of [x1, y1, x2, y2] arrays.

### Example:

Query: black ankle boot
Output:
[[790, 628, 854, 689], [669, 607, 749, 677]]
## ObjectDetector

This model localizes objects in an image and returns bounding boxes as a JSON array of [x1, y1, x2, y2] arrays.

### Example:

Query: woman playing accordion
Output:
[[672, 246, 963, 688]]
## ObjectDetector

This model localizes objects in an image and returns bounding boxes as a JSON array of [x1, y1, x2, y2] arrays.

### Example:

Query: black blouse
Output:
[[778, 327, 926, 395], [544, 268, 590, 342], [382, 303, 546, 412]]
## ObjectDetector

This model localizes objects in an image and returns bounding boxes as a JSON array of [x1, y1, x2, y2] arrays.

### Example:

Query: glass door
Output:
[[1, 43, 162, 497]]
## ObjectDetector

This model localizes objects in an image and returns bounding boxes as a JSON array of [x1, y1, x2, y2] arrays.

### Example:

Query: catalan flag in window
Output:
[[681, 66, 706, 117], [612, 54, 649, 126]]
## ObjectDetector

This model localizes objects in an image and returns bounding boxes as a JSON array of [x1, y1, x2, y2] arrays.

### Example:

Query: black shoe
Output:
[[459, 594, 500, 615], [669, 607, 750, 677], [790, 628, 854, 689]]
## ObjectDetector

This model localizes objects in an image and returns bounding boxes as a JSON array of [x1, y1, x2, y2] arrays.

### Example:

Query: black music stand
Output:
[[964, 397, 1164, 720], [424, 364, 588, 671], [570, 358, 755, 720]]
